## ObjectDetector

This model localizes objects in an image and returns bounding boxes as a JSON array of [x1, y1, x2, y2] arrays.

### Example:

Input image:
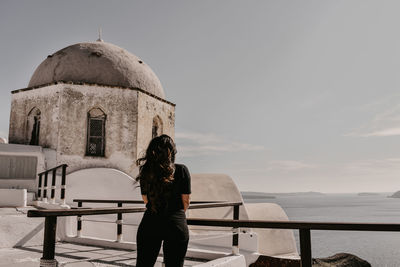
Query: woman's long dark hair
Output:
[[136, 134, 177, 213]]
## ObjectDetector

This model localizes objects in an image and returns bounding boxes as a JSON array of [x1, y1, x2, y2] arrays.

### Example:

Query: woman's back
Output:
[[135, 135, 191, 267], [141, 163, 191, 215]]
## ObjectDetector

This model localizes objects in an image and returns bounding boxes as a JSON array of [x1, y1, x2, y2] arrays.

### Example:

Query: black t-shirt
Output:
[[140, 163, 191, 213]]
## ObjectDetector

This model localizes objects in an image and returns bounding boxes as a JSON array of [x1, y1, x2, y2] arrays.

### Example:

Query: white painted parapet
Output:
[[245, 203, 299, 258], [59, 168, 143, 242], [0, 143, 48, 193], [188, 174, 259, 266], [0, 189, 27, 207]]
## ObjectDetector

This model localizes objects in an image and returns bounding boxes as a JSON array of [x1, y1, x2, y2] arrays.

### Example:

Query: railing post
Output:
[[50, 169, 56, 204], [117, 202, 123, 242], [77, 202, 82, 237], [43, 172, 48, 203], [38, 174, 42, 200], [60, 164, 67, 205], [299, 228, 312, 267], [40, 216, 58, 267], [232, 204, 240, 255]]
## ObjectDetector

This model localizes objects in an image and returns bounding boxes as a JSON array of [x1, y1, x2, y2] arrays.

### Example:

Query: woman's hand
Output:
[[182, 194, 190, 211]]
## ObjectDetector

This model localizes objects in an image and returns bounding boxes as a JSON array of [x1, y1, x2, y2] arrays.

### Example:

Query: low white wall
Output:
[[245, 203, 298, 257], [0, 189, 27, 207], [0, 143, 49, 193], [187, 174, 260, 266], [61, 168, 143, 242], [189, 174, 249, 221]]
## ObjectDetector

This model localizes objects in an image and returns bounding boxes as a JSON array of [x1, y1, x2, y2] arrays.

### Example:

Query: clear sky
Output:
[[1, 0, 400, 193]]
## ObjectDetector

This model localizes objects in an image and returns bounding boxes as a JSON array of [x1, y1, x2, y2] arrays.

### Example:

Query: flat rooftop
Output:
[[0, 242, 206, 267]]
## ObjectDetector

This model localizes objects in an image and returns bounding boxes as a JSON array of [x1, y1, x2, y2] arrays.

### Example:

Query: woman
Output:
[[135, 134, 191, 267]]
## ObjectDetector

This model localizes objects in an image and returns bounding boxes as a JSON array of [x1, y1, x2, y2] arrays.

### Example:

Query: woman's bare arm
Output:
[[142, 195, 148, 204], [182, 194, 190, 211]]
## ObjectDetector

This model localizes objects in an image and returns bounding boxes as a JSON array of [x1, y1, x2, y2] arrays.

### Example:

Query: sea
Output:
[[241, 193, 400, 267]]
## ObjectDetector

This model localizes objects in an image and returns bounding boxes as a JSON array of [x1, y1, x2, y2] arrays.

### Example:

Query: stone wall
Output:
[[9, 84, 62, 147], [56, 84, 139, 176], [9, 83, 175, 179], [136, 91, 175, 159]]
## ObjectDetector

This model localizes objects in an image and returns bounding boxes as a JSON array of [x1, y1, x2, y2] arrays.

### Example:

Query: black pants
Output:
[[136, 209, 189, 267]]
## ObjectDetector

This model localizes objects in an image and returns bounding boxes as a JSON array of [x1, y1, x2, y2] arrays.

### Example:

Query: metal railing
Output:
[[72, 199, 239, 242], [27, 201, 242, 267], [27, 203, 400, 267], [186, 218, 400, 266], [37, 164, 68, 205]]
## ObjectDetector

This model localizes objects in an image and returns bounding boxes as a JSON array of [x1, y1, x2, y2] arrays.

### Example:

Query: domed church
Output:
[[8, 40, 175, 177]]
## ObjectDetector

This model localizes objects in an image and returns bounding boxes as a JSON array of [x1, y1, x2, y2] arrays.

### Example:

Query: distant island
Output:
[[388, 191, 400, 198], [241, 191, 325, 200], [277, 191, 325, 197], [241, 192, 276, 199], [358, 192, 380, 196]]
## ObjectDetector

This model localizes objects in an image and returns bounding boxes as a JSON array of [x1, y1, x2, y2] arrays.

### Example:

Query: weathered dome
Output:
[[28, 41, 165, 98]]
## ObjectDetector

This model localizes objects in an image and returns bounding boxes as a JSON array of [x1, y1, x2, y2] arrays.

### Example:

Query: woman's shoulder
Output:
[[174, 163, 190, 175], [174, 163, 188, 169]]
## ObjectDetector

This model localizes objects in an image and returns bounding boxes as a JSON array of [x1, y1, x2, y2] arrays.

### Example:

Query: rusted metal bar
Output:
[[28, 207, 147, 217], [73, 199, 145, 204], [60, 164, 67, 205], [232, 204, 240, 255], [40, 216, 57, 267], [28, 203, 241, 218], [186, 202, 243, 209], [299, 229, 312, 267], [27, 208, 400, 232], [73, 199, 233, 204], [50, 169, 56, 204], [185, 218, 400, 232], [27, 208, 400, 233], [43, 172, 48, 202], [117, 202, 123, 242], [38, 174, 42, 199]]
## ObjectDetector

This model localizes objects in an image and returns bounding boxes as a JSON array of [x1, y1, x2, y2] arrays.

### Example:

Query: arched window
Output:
[[86, 108, 106, 157], [152, 116, 163, 139], [27, 107, 41, 145]]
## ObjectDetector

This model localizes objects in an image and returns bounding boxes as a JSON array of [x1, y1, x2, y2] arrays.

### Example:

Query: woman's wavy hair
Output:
[[136, 134, 177, 213]]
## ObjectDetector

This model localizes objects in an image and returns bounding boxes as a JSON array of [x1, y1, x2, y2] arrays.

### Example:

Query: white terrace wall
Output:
[[61, 168, 143, 241], [0, 143, 46, 192]]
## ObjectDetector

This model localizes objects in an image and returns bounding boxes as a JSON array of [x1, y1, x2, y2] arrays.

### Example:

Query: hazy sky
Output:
[[1, 0, 400, 193]]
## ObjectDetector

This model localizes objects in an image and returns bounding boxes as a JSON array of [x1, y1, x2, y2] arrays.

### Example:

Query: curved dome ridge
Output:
[[28, 42, 165, 99]]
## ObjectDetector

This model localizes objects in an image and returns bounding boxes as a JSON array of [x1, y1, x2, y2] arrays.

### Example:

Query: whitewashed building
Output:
[[7, 40, 175, 177]]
